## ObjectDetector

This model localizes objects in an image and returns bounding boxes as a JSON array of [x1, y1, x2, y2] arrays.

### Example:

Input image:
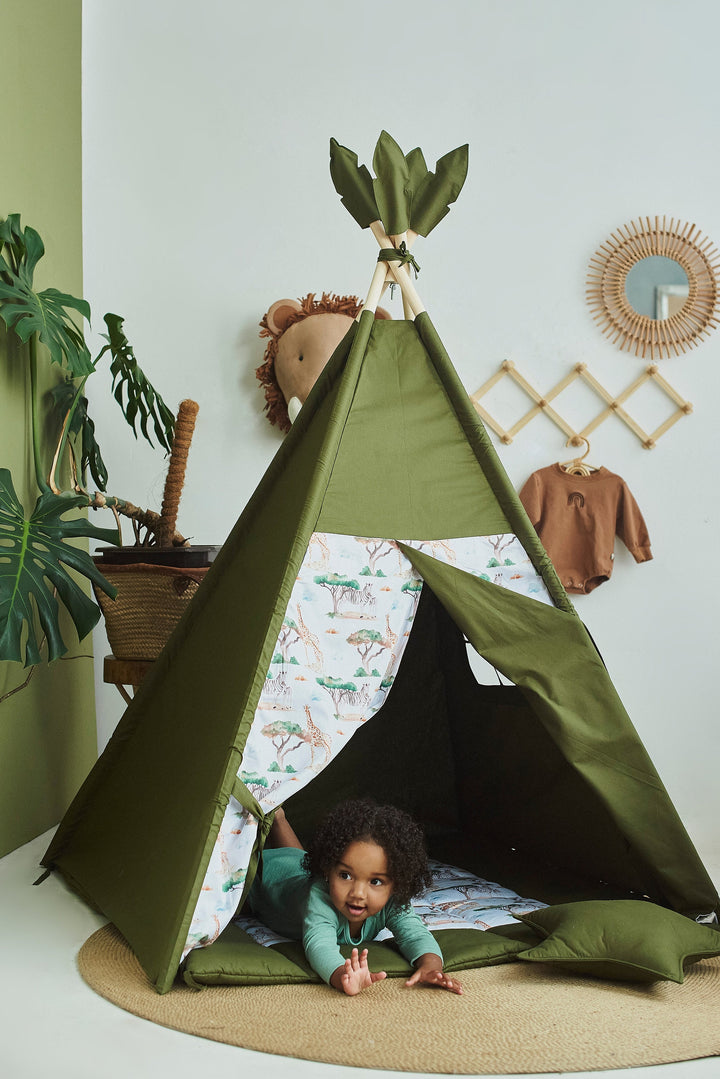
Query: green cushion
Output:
[[182, 924, 315, 987], [182, 923, 528, 987], [514, 900, 720, 983], [436, 927, 531, 971]]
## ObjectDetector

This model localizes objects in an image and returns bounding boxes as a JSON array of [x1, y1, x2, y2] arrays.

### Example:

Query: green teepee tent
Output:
[[41, 134, 718, 994]]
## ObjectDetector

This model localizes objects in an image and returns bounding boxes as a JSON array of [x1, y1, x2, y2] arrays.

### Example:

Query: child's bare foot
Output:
[[339, 947, 387, 996]]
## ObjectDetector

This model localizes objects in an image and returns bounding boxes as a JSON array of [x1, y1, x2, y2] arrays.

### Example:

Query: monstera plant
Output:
[[0, 214, 176, 667]]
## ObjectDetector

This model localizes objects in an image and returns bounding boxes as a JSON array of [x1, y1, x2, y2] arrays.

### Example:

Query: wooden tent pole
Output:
[[391, 231, 417, 321], [369, 221, 426, 316], [359, 225, 423, 321], [359, 258, 390, 319]]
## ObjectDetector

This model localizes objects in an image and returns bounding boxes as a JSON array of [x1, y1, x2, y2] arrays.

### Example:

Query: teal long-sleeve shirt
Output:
[[247, 847, 442, 984]]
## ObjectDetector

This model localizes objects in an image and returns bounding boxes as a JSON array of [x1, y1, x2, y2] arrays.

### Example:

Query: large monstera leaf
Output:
[[0, 214, 92, 376], [98, 313, 175, 453], [0, 469, 119, 665], [51, 377, 109, 492]]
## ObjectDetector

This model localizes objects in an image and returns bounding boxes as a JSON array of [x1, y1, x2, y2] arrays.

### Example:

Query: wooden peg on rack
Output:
[[469, 359, 692, 451]]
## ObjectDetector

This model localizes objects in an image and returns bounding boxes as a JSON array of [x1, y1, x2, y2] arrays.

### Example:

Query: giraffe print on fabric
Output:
[[183, 531, 551, 959]]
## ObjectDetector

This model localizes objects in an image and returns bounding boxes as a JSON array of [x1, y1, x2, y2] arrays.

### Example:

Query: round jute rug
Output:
[[78, 924, 720, 1074]]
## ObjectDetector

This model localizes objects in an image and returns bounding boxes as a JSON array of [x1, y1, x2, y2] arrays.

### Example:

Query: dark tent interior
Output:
[[284, 586, 658, 912]]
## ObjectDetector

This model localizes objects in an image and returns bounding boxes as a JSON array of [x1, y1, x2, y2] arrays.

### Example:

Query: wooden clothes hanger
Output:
[[559, 436, 599, 476]]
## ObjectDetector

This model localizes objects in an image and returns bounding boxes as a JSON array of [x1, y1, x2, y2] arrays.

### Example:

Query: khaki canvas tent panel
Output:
[[42, 134, 719, 994]]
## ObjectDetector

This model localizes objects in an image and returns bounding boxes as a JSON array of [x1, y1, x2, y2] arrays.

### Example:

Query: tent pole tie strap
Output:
[[230, 776, 272, 835], [230, 777, 276, 905], [33, 868, 53, 886], [377, 242, 421, 277], [369, 221, 425, 317]]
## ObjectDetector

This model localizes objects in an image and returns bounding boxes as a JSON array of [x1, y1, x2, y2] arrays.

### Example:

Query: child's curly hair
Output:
[[302, 798, 432, 908]]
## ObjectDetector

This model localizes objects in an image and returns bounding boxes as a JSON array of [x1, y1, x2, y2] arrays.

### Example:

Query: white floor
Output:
[[1, 831, 718, 1079]]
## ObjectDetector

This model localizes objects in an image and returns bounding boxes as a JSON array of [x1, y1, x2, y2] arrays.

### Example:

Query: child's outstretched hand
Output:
[[406, 958, 463, 995], [337, 947, 387, 996]]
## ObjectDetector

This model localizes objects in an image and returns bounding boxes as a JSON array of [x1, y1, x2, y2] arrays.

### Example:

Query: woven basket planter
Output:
[[92, 560, 211, 662]]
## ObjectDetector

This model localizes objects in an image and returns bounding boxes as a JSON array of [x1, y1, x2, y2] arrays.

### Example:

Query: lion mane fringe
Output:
[[256, 292, 362, 432]]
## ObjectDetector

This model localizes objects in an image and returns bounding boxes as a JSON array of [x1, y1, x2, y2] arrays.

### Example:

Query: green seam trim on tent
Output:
[[155, 801, 231, 993], [164, 315, 378, 993], [195, 309, 375, 878], [229, 779, 276, 911], [158, 788, 276, 995], [397, 543, 660, 783], [231, 312, 375, 740], [236, 312, 376, 750], [150, 758, 263, 994], [397, 543, 719, 913], [413, 313, 573, 615]]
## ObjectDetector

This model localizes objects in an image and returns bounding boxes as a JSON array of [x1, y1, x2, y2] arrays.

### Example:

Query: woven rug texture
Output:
[[78, 924, 720, 1074]]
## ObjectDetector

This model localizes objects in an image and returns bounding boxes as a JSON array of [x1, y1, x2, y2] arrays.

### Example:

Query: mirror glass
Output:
[[625, 255, 689, 319], [587, 217, 718, 359]]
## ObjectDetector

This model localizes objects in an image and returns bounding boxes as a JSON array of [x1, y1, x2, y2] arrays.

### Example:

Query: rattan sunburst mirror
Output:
[[586, 216, 720, 359]]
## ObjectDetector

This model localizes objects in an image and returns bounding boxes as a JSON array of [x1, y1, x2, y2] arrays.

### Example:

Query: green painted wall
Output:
[[0, 0, 97, 857]]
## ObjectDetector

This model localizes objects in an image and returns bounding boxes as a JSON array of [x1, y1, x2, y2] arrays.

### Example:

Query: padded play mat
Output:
[[182, 859, 546, 986]]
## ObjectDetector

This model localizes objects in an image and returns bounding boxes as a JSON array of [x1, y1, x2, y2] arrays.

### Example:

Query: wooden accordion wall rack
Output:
[[469, 215, 720, 451], [470, 360, 692, 450]]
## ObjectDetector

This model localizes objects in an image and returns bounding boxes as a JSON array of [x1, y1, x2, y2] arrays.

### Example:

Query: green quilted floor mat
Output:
[[182, 921, 537, 988]]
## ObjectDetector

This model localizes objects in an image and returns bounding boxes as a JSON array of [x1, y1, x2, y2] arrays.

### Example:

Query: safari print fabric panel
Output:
[[185, 532, 550, 957], [183, 805, 258, 958], [402, 535, 551, 602], [233, 860, 547, 947], [185, 533, 419, 955]]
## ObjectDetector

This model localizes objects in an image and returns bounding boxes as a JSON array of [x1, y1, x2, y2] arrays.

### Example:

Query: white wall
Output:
[[82, 0, 720, 870]]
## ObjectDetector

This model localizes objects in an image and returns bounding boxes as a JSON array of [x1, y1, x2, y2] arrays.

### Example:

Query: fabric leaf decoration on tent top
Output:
[[0, 214, 93, 377], [328, 139, 380, 230], [409, 144, 469, 237], [372, 131, 413, 236], [329, 132, 469, 238], [0, 469, 119, 666]]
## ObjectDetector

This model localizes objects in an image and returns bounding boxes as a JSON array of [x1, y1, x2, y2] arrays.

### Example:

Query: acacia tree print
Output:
[[240, 771, 268, 791], [346, 628, 387, 675], [260, 720, 307, 769], [487, 535, 515, 567], [276, 618, 301, 663], [355, 538, 396, 575], [401, 578, 422, 613], [314, 573, 359, 615], [376, 674, 395, 704], [316, 676, 357, 716], [240, 771, 286, 804]]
